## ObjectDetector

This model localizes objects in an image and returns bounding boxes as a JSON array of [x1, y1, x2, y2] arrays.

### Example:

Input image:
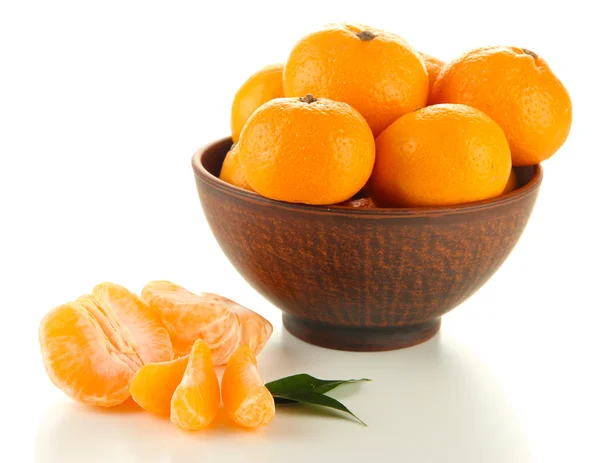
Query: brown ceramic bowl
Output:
[[192, 137, 542, 351]]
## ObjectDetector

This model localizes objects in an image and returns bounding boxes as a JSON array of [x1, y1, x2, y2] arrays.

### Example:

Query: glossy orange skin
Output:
[[237, 96, 375, 205], [419, 52, 445, 105], [231, 64, 284, 143], [219, 144, 254, 192], [370, 104, 512, 207], [431, 46, 572, 166], [283, 23, 428, 136], [502, 169, 519, 194]]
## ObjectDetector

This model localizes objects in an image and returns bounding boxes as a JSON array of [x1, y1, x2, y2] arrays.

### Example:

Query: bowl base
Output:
[[282, 314, 441, 352]]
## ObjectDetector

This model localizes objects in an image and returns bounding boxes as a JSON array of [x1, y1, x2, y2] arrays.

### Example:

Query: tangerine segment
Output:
[[92, 283, 173, 365], [129, 355, 189, 416], [142, 281, 272, 364], [212, 293, 273, 357], [221, 345, 275, 428], [142, 281, 238, 361], [39, 299, 139, 407], [170, 340, 220, 430]]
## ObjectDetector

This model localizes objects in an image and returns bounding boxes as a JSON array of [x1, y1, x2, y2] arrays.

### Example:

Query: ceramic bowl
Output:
[[192, 137, 542, 351]]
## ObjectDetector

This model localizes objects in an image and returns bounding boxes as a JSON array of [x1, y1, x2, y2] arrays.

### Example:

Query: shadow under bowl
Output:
[[192, 137, 542, 351]]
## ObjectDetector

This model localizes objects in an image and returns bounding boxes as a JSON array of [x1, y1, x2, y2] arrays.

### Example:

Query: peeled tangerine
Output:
[[221, 345, 275, 428], [170, 339, 220, 430], [39, 283, 173, 407], [141, 281, 273, 364]]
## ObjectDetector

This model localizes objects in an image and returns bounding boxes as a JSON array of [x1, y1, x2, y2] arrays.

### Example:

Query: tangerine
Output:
[[419, 52, 445, 105], [283, 23, 428, 136], [39, 286, 173, 407], [219, 143, 254, 192], [237, 94, 375, 205], [503, 169, 519, 194], [231, 64, 284, 143], [370, 104, 512, 207], [431, 46, 572, 165]]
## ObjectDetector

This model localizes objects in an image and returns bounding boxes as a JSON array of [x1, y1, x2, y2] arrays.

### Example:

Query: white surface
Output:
[[1, 1, 599, 462]]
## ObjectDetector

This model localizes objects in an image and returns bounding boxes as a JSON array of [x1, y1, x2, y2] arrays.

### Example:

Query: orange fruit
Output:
[[221, 345, 274, 428], [237, 94, 375, 205], [92, 283, 173, 364], [39, 287, 173, 407], [370, 104, 512, 207], [231, 63, 284, 143], [502, 169, 518, 194], [129, 355, 189, 416], [219, 143, 254, 192], [283, 23, 428, 136], [170, 339, 220, 430], [419, 52, 445, 105], [431, 46, 572, 165], [141, 281, 272, 364]]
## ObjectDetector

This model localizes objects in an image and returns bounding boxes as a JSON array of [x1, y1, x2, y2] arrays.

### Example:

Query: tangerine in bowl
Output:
[[192, 137, 542, 351]]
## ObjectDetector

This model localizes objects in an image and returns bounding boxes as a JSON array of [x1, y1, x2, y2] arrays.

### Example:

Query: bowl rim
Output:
[[192, 136, 543, 218]]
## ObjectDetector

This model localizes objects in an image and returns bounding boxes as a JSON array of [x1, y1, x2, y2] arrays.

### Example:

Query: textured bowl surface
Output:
[[193, 137, 542, 351]]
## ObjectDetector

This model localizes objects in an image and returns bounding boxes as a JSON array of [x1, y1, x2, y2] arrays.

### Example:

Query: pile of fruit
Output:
[[39, 282, 275, 429], [222, 23, 572, 207]]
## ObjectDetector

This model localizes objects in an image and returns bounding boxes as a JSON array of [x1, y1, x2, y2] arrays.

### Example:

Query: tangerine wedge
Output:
[[39, 284, 173, 407], [141, 281, 272, 364], [129, 355, 189, 416], [221, 345, 275, 428], [92, 282, 173, 364], [170, 339, 220, 430]]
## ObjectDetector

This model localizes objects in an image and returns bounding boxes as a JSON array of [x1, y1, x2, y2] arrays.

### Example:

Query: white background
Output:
[[1, 1, 599, 462]]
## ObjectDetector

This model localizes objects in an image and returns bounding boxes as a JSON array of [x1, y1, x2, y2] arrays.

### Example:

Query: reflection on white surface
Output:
[[35, 329, 532, 463]]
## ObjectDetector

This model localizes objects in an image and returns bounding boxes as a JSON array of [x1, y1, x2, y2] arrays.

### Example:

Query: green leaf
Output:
[[265, 374, 370, 425], [273, 397, 298, 405], [273, 390, 367, 426], [265, 374, 370, 396]]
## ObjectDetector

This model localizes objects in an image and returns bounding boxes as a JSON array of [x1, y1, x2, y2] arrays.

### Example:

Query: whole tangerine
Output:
[[431, 46, 572, 165], [219, 144, 254, 192], [283, 23, 428, 136], [502, 169, 519, 194], [237, 94, 375, 205], [370, 104, 512, 207], [231, 64, 284, 143], [419, 52, 445, 105]]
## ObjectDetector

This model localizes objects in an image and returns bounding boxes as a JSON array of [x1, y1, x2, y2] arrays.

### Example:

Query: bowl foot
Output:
[[282, 314, 441, 352]]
